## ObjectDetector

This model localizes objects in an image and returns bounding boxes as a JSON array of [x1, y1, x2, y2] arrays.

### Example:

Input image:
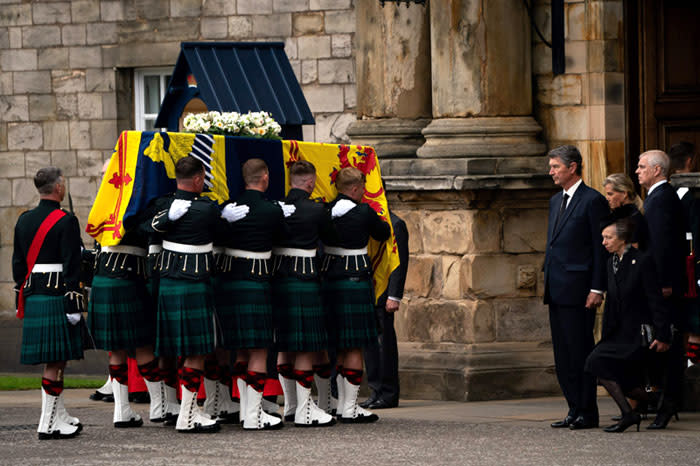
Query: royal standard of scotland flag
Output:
[[87, 131, 399, 302]]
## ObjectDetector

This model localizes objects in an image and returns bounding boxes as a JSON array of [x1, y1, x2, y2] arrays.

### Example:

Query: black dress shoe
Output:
[[368, 398, 398, 409], [647, 407, 679, 430], [550, 416, 574, 428], [568, 416, 599, 430], [359, 393, 379, 409], [603, 412, 641, 433]]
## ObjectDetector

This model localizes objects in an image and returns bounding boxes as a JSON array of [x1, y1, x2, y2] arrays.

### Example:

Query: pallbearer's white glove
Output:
[[331, 199, 356, 218], [222, 203, 250, 223], [168, 199, 192, 221], [278, 202, 296, 218], [66, 313, 81, 326]]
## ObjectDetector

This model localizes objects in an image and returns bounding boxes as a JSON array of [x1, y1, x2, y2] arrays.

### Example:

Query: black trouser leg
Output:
[[379, 310, 399, 403]]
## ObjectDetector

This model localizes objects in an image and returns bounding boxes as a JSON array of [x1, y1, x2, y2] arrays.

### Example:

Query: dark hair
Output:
[[242, 158, 269, 185], [290, 160, 316, 178], [548, 145, 582, 176], [669, 141, 695, 173], [601, 214, 635, 244], [175, 156, 204, 180], [34, 166, 63, 195]]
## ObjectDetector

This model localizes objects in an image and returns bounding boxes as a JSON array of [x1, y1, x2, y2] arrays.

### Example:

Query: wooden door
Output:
[[627, 0, 700, 166]]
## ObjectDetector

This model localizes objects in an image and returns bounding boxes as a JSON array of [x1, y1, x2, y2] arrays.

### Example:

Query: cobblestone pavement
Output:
[[1, 390, 699, 465]]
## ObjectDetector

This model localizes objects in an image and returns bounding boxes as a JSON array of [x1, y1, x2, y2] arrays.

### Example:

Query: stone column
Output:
[[347, 0, 431, 158], [417, 0, 545, 165]]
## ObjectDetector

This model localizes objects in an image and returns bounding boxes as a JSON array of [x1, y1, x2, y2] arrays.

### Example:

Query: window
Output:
[[134, 68, 171, 131]]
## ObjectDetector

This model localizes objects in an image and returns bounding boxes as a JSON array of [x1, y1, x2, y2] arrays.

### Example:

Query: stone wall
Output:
[[0, 0, 358, 313], [532, 0, 625, 190]]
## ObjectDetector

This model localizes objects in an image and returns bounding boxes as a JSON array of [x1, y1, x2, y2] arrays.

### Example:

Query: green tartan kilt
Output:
[[216, 279, 273, 350], [146, 275, 160, 310], [322, 279, 377, 350], [21, 294, 83, 365], [156, 278, 215, 357], [88, 275, 154, 351], [273, 278, 327, 352]]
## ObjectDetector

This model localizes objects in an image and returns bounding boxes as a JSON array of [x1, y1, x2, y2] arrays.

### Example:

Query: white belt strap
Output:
[[163, 241, 213, 254], [224, 248, 272, 259], [324, 246, 368, 256], [101, 245, 147, 257], [272, 247, 317, 258], [32, 263, 63, 273], [148, 245, 163, 254]]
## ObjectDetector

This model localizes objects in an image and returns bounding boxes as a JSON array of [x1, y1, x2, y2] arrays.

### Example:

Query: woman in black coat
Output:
[[584, 216, 671, 433], [603, 173, 649, 251]]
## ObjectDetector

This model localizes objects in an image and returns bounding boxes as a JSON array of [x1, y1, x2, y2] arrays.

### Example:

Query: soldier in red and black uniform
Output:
[[13, 167, 84, 439]]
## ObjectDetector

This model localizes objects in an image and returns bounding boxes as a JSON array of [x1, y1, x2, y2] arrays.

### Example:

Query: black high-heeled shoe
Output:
[[647, 408, 679, 430], [604, 412, 641, 433]]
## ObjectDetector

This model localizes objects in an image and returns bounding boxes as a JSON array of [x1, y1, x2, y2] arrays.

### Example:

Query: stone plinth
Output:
[[346, 118, 429, 158]]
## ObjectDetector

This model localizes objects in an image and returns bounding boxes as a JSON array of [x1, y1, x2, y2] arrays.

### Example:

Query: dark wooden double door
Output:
[[627, 0, 700, 167]]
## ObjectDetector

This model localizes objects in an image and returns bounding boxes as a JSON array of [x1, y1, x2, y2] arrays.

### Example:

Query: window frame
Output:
[[133, 67, 172, 131]]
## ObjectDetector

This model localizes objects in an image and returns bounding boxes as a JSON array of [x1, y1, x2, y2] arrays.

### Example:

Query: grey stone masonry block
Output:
[[100, 1, 124, 22], [301, 60, 317, 84], [0, 4, 32, 27], [229, 16, 253, 38], [0, 123, 6, 151], [203, 0, 236, 16], [38, 47, 69, 70], [1, 49, 37, 71], [69, 120, 90, 149], [25, 151, 51, 177], [9, 27, 21, 48], [76, 150, 103, 176], [171, 0, 202, 17], [86, 22, 117, 45], [122, 0, 171, 21], [8, 123, 43, 150], [154, 18, 200, 42], [71, 0, 101, 23], [0, 29, 8, 49], [61, 24, 87, 46], [52, 70, 86, 94], [86, 69, 115, 92], [252, 14, 292, 38], [77, 92, 102, 119], [51, 151, 77, 176], [43, 121, 70, 150], [318, 58, 354, 84], [69, 46, 102, 69], [0, 152, 26, 178], [118, 21, 156, 44], [116, 41, 179, 67], [344, 83, 355, 108], [33, 2, 72, 24], [0, 186, 15, 209], [0, 73, 12, 95], [91, 120, 117, 150], [298, 35, 331, 59], [101, 45, 119, 68], [28, 94, 57, 121], [13, 178, 40, 207], [13, 71, 51, 94], [238, 0, 273, 15], [274, 0, 310, 12], [22, 26, 61, 48], [290, 59, 301, 82], [310, 0, 351, 10], [201, 17, 228, 39], [284, 37, 297, 59], [67, 176, 99, 207], [302, 84, 344, 113], [102, 93, 117, 119], [324, 10, 355, 33], [56, 94, 78, 119], [331, 34, 351, 57], [0, 96, 29, 122]]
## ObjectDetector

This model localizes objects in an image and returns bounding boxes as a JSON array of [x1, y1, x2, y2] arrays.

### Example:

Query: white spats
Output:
[[112, 379, 143, 428], [339, 378, 379, 424], [243, 385, 283, 430], [176, 385, 219, 433], [294, 382, 335, 427], [279, 374, 297, 422], [38, 389, 80, 440]]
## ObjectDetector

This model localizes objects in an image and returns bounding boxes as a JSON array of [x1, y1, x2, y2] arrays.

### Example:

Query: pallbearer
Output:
[[217, 158, 287, 430], [148, 156, 244, 433], [321, 167, 390, 423], [13, 167, 84, 439], [273, 161, 335, 427]]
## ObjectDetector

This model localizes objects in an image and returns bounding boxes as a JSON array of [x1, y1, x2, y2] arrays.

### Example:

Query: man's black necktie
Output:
[[553, 193, 569, 232]]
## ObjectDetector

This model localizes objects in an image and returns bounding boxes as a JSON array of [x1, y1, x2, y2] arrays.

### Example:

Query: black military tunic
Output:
[[321, 194, 391, 350], [13, 199, 83, 364], [217, 189, 284, 350], [272, 188, 333, 352]]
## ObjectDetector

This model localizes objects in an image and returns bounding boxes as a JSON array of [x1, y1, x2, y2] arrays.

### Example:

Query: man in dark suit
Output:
[[361, 211, 409, 409], [544, 145, 608, 430], [636, 149, 688, 429]]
